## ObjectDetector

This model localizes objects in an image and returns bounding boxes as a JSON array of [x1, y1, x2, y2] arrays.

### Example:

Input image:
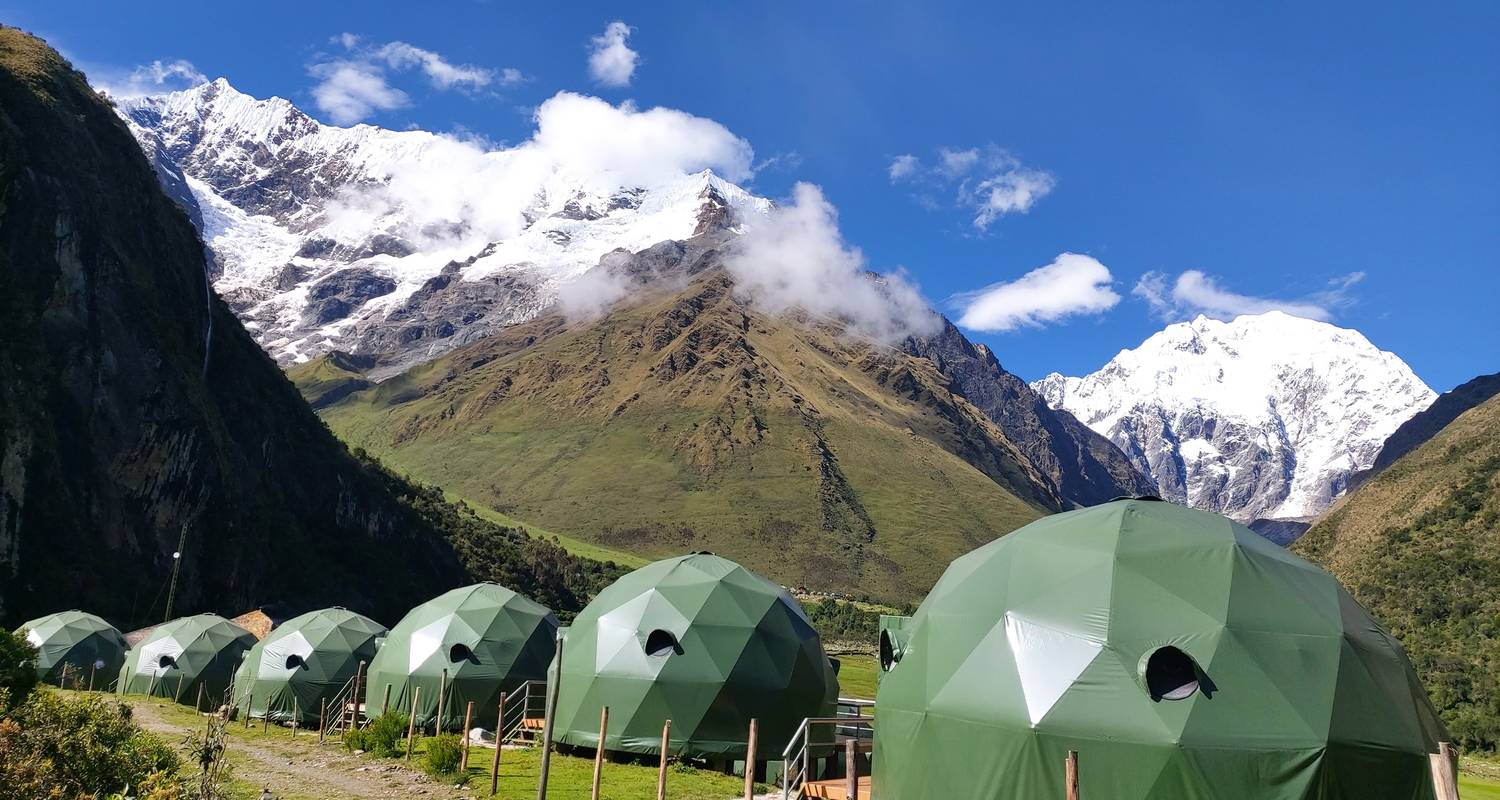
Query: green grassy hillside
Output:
[[314, 270, 1049, 602], [1297, 391, 1500, 751]]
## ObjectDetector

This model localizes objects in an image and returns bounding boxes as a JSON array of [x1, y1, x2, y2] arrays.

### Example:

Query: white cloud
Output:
[[937, 147, 981, 178], [309, 35, 517, 124], [530, 92, 754, 184], [310, 62, 408, 125], [95, 59, 207, 99], [555, 251, 639, 321], [725, 183, 940, 343], [321, 91, 755, 254], [965, 166, 1056, 229], [888, 145, 1054, 230], [888, 154, 919, 181], [371, 41, 494, 89], [954, 253, 1120, 332], [1133, 270, 1364, 322], [588, 21, 639, 87]]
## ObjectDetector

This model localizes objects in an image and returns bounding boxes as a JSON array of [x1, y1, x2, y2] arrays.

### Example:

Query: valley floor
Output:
[[118, 694, 758, 800], [108, 689, 1500, 799]]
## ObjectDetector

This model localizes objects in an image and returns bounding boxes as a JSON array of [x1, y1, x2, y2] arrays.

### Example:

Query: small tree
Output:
[[0, 629, 39, 710]]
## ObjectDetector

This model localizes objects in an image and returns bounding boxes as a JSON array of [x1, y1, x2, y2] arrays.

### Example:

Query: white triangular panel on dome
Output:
[[1004, 612, 1103, 726]]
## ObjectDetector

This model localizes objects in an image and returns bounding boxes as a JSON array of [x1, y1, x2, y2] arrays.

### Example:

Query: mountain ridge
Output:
[[304, 240, 1079, 601], [1033, 311, 1434, 522], [116, 79, 770, 368]]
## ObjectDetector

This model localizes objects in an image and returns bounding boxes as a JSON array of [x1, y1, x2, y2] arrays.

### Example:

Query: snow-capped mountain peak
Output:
[[115, 79, 771, 366], [1032, 311, 1435, 521]]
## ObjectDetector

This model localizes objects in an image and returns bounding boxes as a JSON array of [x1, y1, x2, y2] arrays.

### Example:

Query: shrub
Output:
[[0, 629, 39, 710], [344, 710, 409, 758], [0, 690, 183, 797], [422, 733, 464, 778]]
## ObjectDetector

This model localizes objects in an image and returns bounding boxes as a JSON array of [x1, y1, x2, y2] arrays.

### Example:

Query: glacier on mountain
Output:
[[1032, 311, 1435, 521], [115, 79, 769, 366]]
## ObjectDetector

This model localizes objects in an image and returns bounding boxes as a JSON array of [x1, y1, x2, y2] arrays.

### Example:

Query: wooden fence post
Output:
[[292, 698, 299, 737], [353, 661, 366, 729], [436, 669, 448, 736], [537, 631, 564, 800], [490, 693, 507, 797], [845, 738, 857, 800], [406, 687, 422, 761], [263, 705, 270, 732], [245, 695, 253, 729], [461, 701, 475, 772], [1431, 742, 1459, 800], [175, 675, 186, 702], [382, 683, 392, 717], [1066, 749, 1080, 800], [591, 706, 610, 800], [656, 719, 671, 800], [89, 665, 96, 692], [744, 718, 758, 800], [319, 698, 328, 744], [196, 683, 205, 713]]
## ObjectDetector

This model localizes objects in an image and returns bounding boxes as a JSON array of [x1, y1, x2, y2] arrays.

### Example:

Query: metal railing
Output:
[[780, 700, 875, 800], [498, 680, 549, 745]]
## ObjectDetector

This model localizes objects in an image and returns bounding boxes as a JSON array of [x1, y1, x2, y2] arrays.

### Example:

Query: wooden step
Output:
[[803, 776, 871, 800]]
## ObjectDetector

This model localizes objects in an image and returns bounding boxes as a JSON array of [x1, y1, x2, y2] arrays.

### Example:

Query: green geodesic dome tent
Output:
[[117, 614, 255, 706], [17, 610, 127, 687], [232, 608, 386, 725], [365, 583, 557, 730], [552, 553, 839, 759], [873, 499, 1449, 800]]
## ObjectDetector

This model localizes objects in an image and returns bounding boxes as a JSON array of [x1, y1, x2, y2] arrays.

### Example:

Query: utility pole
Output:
[[163, 523, 190, 622]]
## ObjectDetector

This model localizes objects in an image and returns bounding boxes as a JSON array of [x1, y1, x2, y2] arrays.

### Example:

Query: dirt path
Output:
[[130, 700, 475, 800]]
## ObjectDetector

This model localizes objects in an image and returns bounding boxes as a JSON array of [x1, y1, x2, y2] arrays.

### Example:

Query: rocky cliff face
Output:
[[0, 29, 476, 627], [905, 318, 1156, 507], [1033, 312, 1435, 522]]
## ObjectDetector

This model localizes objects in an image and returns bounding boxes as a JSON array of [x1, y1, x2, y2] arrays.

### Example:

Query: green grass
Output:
[[1462, 773, 1500, 800], [463, 500, 649, 568], [835, 652, 880, 701], [120, 694, 757, 800]]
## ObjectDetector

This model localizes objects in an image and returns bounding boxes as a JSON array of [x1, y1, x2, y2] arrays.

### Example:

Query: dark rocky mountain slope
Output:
[[0, 29, 609, 628], [1348, 370, 1500, 491]]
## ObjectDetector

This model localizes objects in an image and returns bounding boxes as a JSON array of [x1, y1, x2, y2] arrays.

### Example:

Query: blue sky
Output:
[[13, 1, 1497, 390]]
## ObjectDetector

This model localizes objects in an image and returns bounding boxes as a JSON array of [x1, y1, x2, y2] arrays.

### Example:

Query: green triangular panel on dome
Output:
[[363, 583, 557, 730], [232, 608, 386, 725], [873, 499, 1448, 800], [17, 610, 127, 687], [552, 553, 838, 759], [117, 614, 255, 706]]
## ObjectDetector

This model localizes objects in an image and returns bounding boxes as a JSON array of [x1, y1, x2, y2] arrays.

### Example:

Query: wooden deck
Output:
[[804, 776, 872, 800]]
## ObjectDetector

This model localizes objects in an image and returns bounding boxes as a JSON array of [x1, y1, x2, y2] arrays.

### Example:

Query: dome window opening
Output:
[[644, 629, 679, 657], [879, 630, 899, 672], [449, 643, 475, 663], [157, 654, 177, 670], [1145, 646, 1201, 702], [285, 654, 305, 670]]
